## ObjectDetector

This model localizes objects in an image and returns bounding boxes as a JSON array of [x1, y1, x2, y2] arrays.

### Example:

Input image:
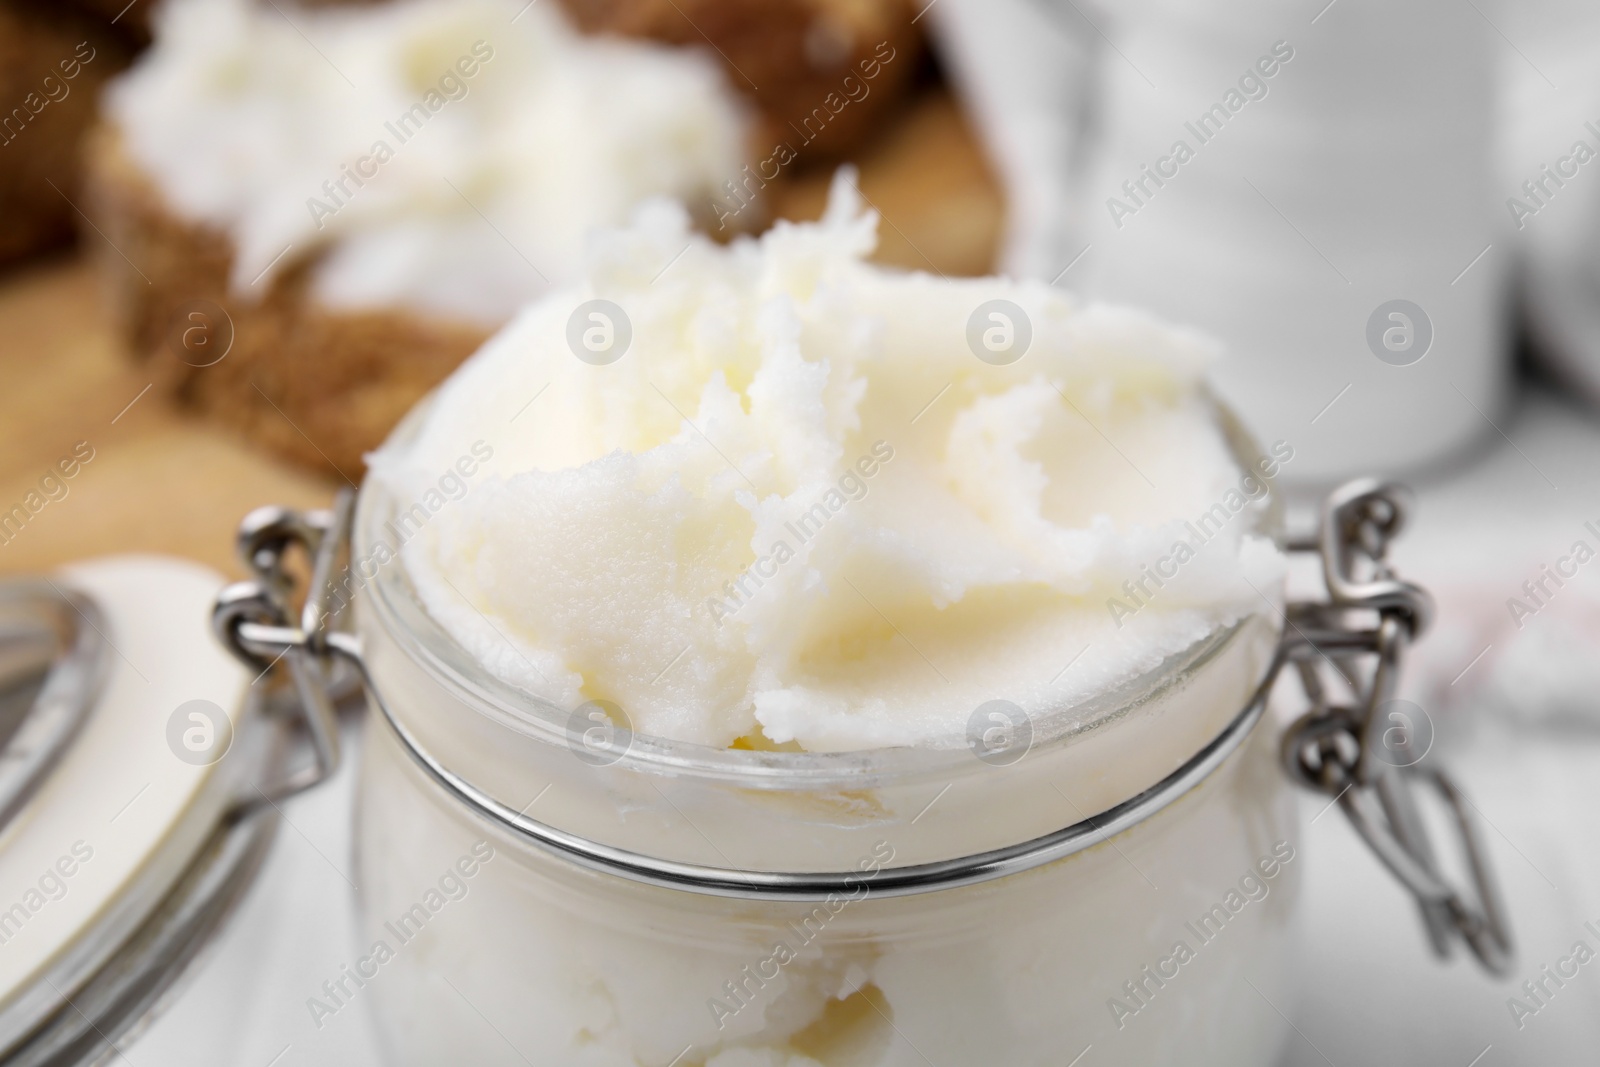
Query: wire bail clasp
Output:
[[1280, 479, 1513, 976], [211, 489, 361, 807]]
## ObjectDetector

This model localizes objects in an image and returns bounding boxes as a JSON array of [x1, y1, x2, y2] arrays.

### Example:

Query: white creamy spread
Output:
[[105, 0, 750, 324], [371, 174, 1286, 751]]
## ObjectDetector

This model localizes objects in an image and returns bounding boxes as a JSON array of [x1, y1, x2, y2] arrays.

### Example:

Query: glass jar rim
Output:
[[351, 394, 1283, 793]]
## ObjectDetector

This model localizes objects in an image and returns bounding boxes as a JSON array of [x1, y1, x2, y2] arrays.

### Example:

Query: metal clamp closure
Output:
[[211, 490, 357, 807], [209, 477, 1517, 968], [1281, 479, 1512, 976]]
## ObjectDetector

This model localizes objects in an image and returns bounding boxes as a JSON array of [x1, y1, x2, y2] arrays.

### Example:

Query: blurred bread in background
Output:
[[84, 0, 754, 476], [0, 1, 134, 268], [49, 0, 154, 44], [554, 0, 923, 160], [74, 0, 999, 478], [83, 126, 489, 479]]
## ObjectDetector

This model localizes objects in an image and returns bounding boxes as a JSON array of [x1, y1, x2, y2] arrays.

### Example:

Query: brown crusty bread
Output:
[[82, 125, 490, 479], [0, 0, 406, 270], [0, 2, 131, 268], [81, 57, 996, 481], [49, 0, 387, 49]]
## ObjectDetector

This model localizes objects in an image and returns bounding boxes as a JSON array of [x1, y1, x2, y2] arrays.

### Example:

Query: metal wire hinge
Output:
[[205, 482, 1518, 956], [1278, 479, 1513, 976], [211, 489, 361, 807]]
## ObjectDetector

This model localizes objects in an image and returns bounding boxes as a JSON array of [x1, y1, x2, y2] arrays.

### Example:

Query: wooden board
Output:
[[0, 260, 340, 579], [769, 91, 1003, 279]]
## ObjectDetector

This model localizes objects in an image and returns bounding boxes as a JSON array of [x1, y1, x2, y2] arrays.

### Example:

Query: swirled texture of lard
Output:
[[369, 174, 1286, 751]]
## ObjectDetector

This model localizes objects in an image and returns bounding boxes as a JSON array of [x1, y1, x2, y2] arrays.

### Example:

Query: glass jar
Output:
[[345, 431, 1302, 1066]]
